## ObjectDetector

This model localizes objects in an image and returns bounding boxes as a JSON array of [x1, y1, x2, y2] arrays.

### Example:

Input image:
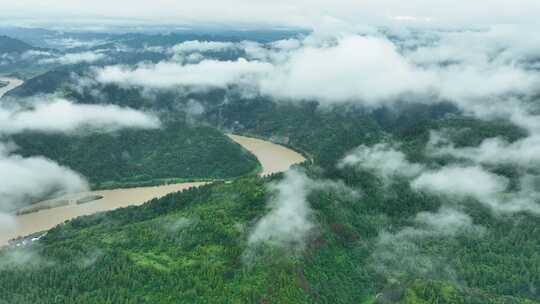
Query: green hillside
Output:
[[1, 170, 539, 303], [11, 121, 260, 190], [0, 35, 34, 54], [2, 98, 540, 303]]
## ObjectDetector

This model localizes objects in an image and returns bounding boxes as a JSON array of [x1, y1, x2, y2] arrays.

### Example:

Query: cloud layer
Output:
[[342, 142, 540, 215], [2, 0, 540, 29], [248, 169, 315, 250], [248, 169, 359, 252], [92, 29, 540, 110], [339, 143, 424, 180], [0, 149, 88, 211], [0, 98, 160, 134], [0, 95, 161, 238], [96, 58, 271, 90], [40, 51, 106, 65]]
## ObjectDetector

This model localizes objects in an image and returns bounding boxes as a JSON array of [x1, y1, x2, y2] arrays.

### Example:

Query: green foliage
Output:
[[0, 178, 306, 303], [400, 280, 537, 304], [2, 166, 540, 303], [0, 35, 34, 53], [3, 73, 540, 303], [11, 122, 259, 190]]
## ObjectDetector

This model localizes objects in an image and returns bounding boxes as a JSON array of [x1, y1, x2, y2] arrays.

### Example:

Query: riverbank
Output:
[[227, 134, 306, 176], [0, 77, 23, 98], [1, 134, 306, 246]]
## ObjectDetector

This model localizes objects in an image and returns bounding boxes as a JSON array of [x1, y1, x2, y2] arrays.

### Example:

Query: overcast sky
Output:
[[2, 0, 540, 30]]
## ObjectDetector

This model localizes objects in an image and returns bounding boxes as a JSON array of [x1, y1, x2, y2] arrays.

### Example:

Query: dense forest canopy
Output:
[[10, 122, 260, 190], [1, 9, 540, 303]]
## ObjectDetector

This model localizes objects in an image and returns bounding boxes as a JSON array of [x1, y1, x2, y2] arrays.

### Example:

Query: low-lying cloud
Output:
[[3, 0, 540, 30], [96, 59, 272, 89], [0, 95, 162, 241], [339, 143, 424, 180], [341, 142, 540, 215], [428, 130, 540, 168], [248, 169, 360, 252], [411, 166, 508, 204], [248, 169, 316, 250], [0, 147, 89, 211], [40, 51, 106, 65], [0, 98, 160, 134], [92, 29, 540, 110], [372, 206, 482, 281], [171, 40, 237, 53]]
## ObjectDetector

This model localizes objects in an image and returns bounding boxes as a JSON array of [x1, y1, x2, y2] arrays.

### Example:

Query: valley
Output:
[[1, 20, 540, 304], [0, 78, 306, 246], [1, 134, 305, 246]]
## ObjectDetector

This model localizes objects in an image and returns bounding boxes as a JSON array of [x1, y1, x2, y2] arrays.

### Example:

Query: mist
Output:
[[0, 94, 162, 235], [0, 98, 160, 134]]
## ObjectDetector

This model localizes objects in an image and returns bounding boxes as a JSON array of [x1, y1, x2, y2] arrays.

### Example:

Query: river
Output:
[[227, 134, 305, 176], [0, 79, 306, 245], [0, 77, 23, 98]]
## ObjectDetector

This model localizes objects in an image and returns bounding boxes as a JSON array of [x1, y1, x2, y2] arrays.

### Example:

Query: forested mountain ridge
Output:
[[2, 95, 540, 303], [2, 24, 540, 304], [4, 121, 259, 209], [1, 167, 539, 303], [0, 35, 35, 53]]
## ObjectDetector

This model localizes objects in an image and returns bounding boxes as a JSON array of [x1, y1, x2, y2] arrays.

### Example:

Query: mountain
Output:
[[12, 122, 260, 189], [0, 35, 35, 53], [2, 31, 540, 304], [0, 27, 58, 48], [2, 96, 538, 303], [1, 169, 539, 303], [6, 121, 259, 210], [6, 69, 74, 97]]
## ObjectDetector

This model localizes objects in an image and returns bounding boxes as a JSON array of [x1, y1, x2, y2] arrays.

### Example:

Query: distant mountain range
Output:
[[0, 35, 36, 53]]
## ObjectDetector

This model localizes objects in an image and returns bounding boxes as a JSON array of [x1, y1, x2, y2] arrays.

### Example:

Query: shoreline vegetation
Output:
[[76, 195, 104, 205], [15, 199, 70, 216], [2, 134, 305, 246], [90, 157, 262, 190]]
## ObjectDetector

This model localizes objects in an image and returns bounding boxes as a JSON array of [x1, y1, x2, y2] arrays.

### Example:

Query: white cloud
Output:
[[341, 141, 540, 215], [339, 143, 424, 179], [262, 31, 539, 105], [248, 169, 360, 252], [270, 39, 302, 51], [45, 38, 108, 49], [406, 25, 540, 67], [0, 148, 89, 211], [92, 31, 540, 109], [40, 51, 106, 65], [96, 59, 272, 89], [0, 98, 160, 134], [429, 132, 540, 167], [415, 207, 480, 236], [372, 206, 482, 280], [0, 212, 17, 233], [0, 95, 161, 234], [171, 41, 237, 53], [248, 169, 315, 250], [20, 50, 55, 61], [412, 166, 540, 214], [2, 0, 540, 29], [258, 35, 435, 105], [411, 166, 508, 203]]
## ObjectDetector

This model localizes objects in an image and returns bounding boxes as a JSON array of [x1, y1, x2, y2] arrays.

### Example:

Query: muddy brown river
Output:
[[227, 134, 305, 176], [0, 130, 306, 245], [0, 77, 23, 98]]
